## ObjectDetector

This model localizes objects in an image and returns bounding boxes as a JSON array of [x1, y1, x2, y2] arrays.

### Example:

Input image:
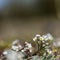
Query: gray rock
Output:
[[31, 55, 40, 60], [3, 49, 25, 60]]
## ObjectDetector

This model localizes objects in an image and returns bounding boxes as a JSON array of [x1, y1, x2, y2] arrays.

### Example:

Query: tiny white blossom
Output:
[[42, 33, 53, 41], [33, 37, 37, 41], [42, 41, 45, 43], [43, 53, 46, 56], [42, 35, 48, 41], [46, 43, 49, 45], [42, 44, 45, 47], [18, 45, 23, 49], [40, 37, 44, 41], [25, 42, 32, 48], [21, 50, 25, 52], [47, 33, 53, 40], [12, 45, 19, 51], [48, 50, 52, 54], [33, 34, 41, 41], [46, 49, 52, 54], [3, 51, 8, 55], [36, 34, 40, 37], [25, 42, 33, 53]]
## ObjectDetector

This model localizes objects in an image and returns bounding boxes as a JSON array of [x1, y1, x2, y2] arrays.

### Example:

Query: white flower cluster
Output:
[[12, 40, 23, 52], [42, 33, 53, 41], [33, 33, 54, 55], [33, 33, 53, 42], [1, 34, 55, 60], [21, 42, 33, 53], [33, 34, 41, 41]]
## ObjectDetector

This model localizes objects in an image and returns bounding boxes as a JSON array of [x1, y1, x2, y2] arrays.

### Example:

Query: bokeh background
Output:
[[0, 0, 60, 50]]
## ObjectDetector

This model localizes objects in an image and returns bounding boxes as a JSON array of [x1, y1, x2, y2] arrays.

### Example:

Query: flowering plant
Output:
[[32, 33, 57, 60], [0, 33, 59, 60]]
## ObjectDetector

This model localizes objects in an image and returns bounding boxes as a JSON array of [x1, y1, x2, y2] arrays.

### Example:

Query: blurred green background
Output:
[[0, 0, 60, 50]]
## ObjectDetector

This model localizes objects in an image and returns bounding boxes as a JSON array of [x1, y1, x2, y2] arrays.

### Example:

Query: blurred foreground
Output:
[[0, 33, 60, 60]]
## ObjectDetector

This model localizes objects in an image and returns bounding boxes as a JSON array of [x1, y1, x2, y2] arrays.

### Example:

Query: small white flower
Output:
[[24, 42, 33, 53], [43, 53, 46, 56], [42, 33, 53, 41], [18, 45, 22, 48], [46, 43, 49, 45], [18, 45, 23, 50], [42, 44, 45, 47], [33, 37, 37, 41], [12, 45, 19, 51], [36, 34, 40, 37], [47, 33, 53, 40], [3, 51, 8, 55], [42, 35, 48, 41], [42, 41, 45, 43], [21, 50, 25, 52], [46, 49, 52, 54], [40, 37, 44, 41], [33, 34, 41, 41], [48, 50, 52, 54], [25, 42, 32, 48]]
